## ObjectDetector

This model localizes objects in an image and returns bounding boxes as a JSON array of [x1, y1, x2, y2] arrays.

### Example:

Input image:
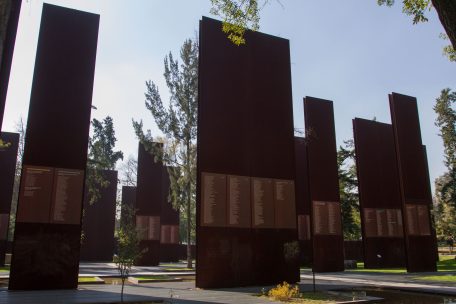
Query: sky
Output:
[[2, 0, 455, 192]]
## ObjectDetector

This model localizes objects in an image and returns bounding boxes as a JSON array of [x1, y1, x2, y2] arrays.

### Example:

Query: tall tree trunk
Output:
[[432, 0, 456, 50], [186, 140, 193, 269]]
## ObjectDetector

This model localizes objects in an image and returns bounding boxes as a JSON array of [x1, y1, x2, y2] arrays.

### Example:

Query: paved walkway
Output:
[[0, 281, 282, 304], [0, 264, 455, 303], [302, 271, 456, 296]]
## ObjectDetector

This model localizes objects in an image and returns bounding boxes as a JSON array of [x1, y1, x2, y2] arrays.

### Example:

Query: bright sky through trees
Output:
[[3, 0, 455, 191]]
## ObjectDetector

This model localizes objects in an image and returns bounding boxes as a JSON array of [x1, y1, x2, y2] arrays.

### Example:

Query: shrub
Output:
[[268, 281, 300, 301]]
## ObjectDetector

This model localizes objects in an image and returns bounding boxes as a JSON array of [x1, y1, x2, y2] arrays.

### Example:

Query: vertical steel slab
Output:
[[294, 137, 312, 266], [304, 97, 344, 272], [353, 118, 406, 268], [9, 4, 98, 290], [80, 170, 118, 261], [197, 17, 298, 288], [160, 167, 180, 262], [135, 142, 162, 266], [389, 92, 437, 272], [0, 132, 19, 265]]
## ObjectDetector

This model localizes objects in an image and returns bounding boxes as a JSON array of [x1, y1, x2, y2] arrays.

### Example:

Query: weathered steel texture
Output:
[[304, 97, 344, 272], [197, 17, 297, 288], [160, 167, 180, 263], [0, 132, 19, 265], [0, 0, 22, 130], [294, 137, 312, 266], [135, 142, 162, 266], [389, 92, 437, 272], [80, 170, 118, 262], [353, 118, 406, 268], [9, 4, 99, 290]]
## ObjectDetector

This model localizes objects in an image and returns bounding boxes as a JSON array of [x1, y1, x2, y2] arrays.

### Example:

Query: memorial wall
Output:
[[304, 97, 344, 272], [0, 132, 19, 265], [389, 92, 437, 272], [294, 137, 312, 266], [135, 142, 162, 266], [160, 167, 180, 262], [353, 118, 406, 268], [197, 17, 298, 288], [0, 0, 21, 129], [9, 4, 99, 290], [80, 170, 117, 261]]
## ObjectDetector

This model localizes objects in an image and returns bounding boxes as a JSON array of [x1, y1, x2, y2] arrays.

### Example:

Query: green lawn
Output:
[[78, 277, 100, 283], [163, 267, 193, 271], [133, 275, 171, 281], [414, 274, 456, 283], [348, 255, 455, 274], [437, 255, 456, 272], [351, 262, 407, 274], [0, 266, 10, 272]]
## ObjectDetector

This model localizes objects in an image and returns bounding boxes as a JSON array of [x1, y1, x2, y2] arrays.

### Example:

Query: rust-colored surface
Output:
[[160, 167, 180, 262], [0, 0, 22, 130], [294, 137, 312, 266], [353, 118, 406, 268], [80, 170, 117, 261], [304, 97, 344, 272], [9, 4, 98, 290], [0, 132, 19, 264], [197, 17, 297, 288], [135, 142, 162, 266], [389, 92, 437, 272]]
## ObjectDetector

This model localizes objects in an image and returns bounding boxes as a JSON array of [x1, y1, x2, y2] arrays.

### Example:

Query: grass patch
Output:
[[162, 267, 193, 271], [0, 266, 10, 272], [133, 275, 170, 280], [78, 277, 99, 283], [414, 274, 456, 283], [348, 263, 406, 274], [437, 255, 456, 272]]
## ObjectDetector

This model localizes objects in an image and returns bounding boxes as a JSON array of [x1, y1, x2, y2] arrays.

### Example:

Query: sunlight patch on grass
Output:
[[414, 274, 456, 283]]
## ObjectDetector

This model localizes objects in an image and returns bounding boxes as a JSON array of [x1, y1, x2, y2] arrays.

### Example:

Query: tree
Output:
[[119, 155, 138, 187], [210, 0, 263, 45], [8, 116, 25, 240], [133, 38, 198, 269], [210, 0, 456, 61], [378, 0, 456, 61], [114, 204, 142, 303], [433, 173, 456, 239], [86, 116, 124, 204], [337, 139, 361, 240], [433, 88, 456, 208]]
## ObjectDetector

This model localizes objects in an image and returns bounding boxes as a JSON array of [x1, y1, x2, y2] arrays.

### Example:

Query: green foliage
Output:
[[378, 0, 432, 23], [210, 0, 263, 45], [114, 204, 142, 303], [440, 33, 456, 62], [434, 89, 456, 208], [133, 38, 198, 268], [337, 139, 361, 240], [378, 0, 456, 62], [8, 117, 25, 241], [86, 116, 123, 204], [434, 174, 456, 239], [0, 139, 11, 149]]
